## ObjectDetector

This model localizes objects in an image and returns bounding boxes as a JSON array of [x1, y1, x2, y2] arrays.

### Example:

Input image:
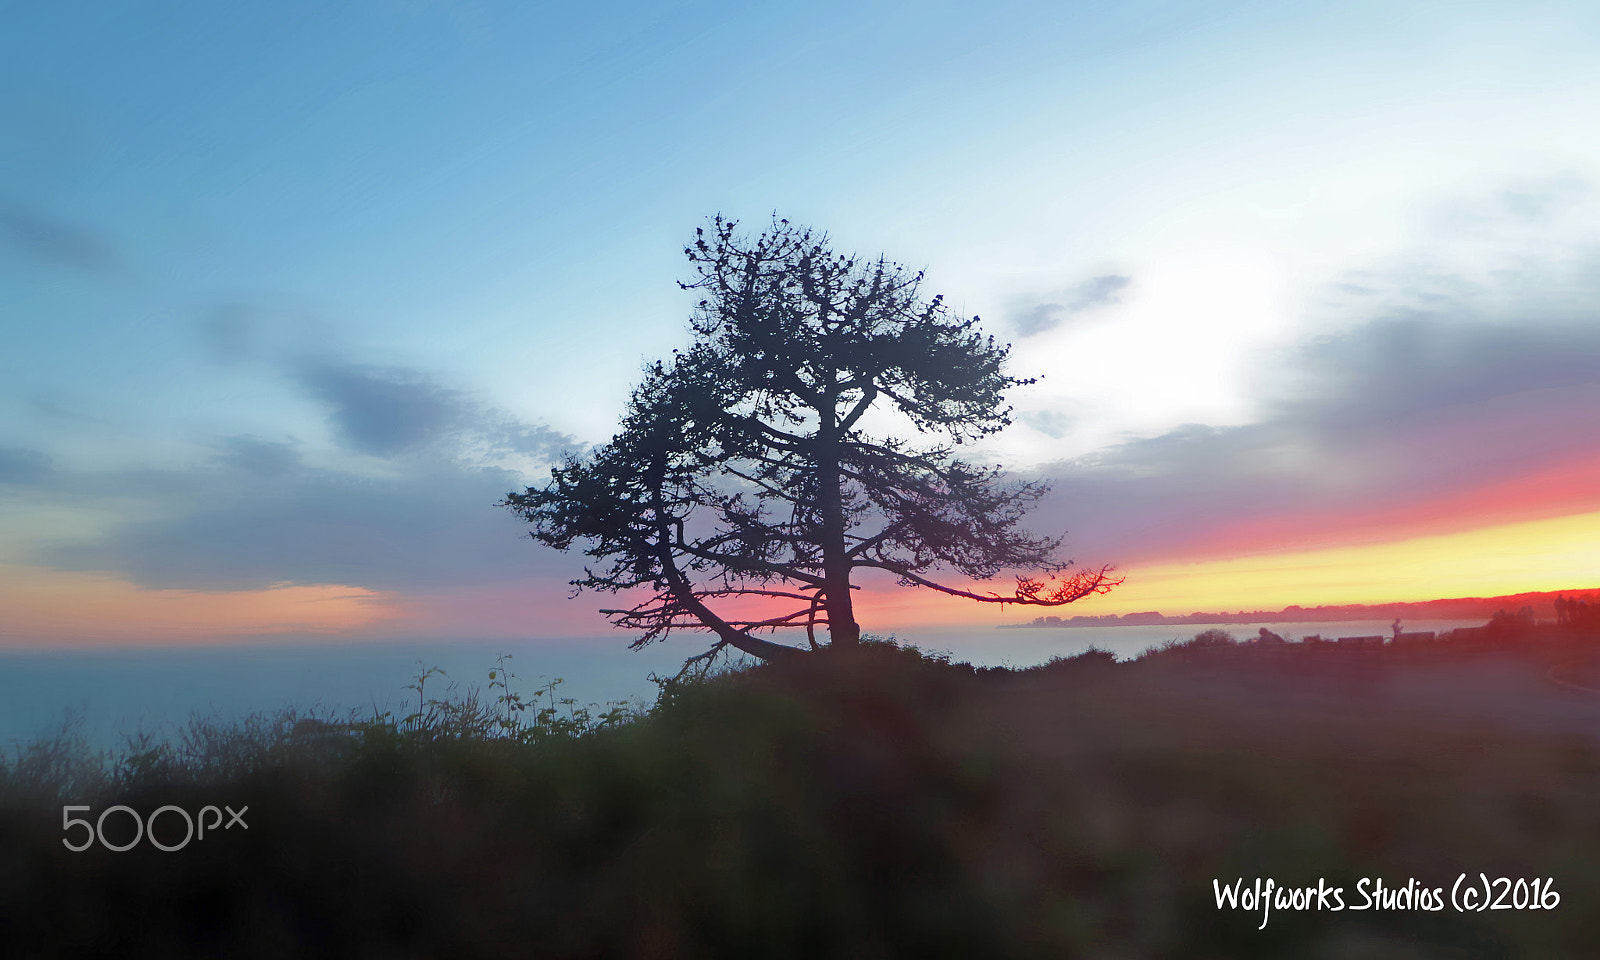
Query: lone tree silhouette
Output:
[[505, 216, 1118, 664]]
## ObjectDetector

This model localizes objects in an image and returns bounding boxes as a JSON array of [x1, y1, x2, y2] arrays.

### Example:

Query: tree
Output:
[[504, 216, 1118, 665]]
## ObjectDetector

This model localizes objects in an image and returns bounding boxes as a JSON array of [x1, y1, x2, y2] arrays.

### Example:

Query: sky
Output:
[[4, 0, 1600, 649]]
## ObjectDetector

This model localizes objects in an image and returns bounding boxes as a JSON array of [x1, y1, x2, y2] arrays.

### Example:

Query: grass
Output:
[[4, 630, 1600, 957]]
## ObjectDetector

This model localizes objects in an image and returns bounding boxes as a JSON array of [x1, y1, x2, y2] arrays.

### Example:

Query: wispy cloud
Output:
[[20, 363, 581, 596], [0, 448, 52, 485], [296, 364, 467, 456], [1018, 409, 1076, 439], [1012, 274, 1131, 336], [209, 436, 301, 476], [0, 199, 116, 272], [294, 362, 574, 462], [28, 439, 580, 595]]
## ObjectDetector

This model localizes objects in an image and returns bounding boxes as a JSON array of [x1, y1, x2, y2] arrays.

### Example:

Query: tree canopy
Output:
[[504, 216, 1118, 664]]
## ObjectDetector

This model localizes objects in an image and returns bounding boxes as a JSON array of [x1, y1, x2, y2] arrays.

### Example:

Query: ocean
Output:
[[0, 619, 1489, 752]]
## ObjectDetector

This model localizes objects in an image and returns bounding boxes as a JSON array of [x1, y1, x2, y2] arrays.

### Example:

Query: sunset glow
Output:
[[1187, 449, 1600, 564], [0, 566, 402, 645], [5, 2, 1600, 649], [1080, 510, 1600, 616]]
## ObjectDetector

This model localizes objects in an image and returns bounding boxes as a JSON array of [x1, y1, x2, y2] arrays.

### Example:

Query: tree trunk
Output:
[[815, 411, 861, 647]]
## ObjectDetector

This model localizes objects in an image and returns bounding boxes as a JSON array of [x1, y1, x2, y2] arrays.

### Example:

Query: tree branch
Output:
[[865, 559, 1123, 606]]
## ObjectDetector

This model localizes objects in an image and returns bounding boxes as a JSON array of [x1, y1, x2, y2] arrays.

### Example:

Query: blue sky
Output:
[[6, 0, 1600, 644]]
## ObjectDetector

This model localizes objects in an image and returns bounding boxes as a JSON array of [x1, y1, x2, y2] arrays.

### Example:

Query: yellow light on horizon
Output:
[[1072, 508, 1600, 615], [859, 509, 1600, 629]]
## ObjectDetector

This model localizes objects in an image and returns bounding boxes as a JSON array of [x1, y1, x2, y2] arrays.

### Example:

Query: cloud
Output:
[[297, 364, 466, 456], [0, 448, 52, 485], [26, 366, 581, 596], [1071, 274, 1133, 310], [1462, 175, 1590, 227], [0, 199, 116, 272], [209, 437, 301, 476], [295, 362, 575, 462], [94, 301, 1585, 599], [1013, 274, 1131, 336], [1276, 317, 1600, 430], [36, 447, 574, 593], [1018, 409, 1075, 439], [1025, 310, 1600, 569], [1014, 303, 1068, 338], [1010, 192, 1600, 573]]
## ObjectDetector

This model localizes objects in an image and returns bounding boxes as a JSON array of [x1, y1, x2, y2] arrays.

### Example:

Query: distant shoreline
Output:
[[999, 586, 1600, 629]]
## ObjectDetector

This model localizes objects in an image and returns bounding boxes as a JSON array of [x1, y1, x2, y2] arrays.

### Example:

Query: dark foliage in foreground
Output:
[[5, 635, 1600, 958]]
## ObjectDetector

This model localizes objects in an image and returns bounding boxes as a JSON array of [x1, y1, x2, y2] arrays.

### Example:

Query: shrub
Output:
[[1189, 628, 1236, 647], [1040, 646, 1119, 672]]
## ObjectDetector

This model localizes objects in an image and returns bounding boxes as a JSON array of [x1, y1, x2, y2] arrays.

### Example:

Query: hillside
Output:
[[5, 633, 1600, 957]]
